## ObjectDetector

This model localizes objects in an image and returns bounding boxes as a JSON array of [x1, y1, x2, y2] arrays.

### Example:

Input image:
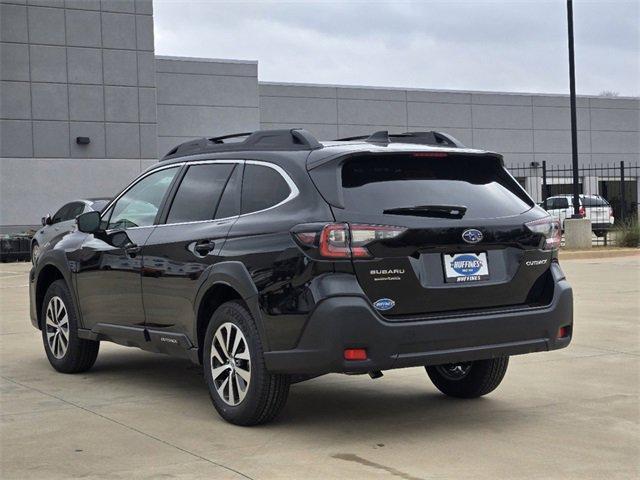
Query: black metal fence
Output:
[[508, 161, 638, 220], [507, 161, 639, 245]]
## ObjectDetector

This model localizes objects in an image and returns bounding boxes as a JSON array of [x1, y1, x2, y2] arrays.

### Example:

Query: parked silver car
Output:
[[31, 198, 110, 264]]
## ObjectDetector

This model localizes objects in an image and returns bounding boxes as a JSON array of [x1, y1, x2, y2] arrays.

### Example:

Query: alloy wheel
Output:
[[435, 362, 472, 381], [210, 322, 251, 406], [45, 296, 69, 359]]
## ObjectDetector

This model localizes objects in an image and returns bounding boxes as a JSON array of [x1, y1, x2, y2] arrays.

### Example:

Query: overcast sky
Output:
[[154, 0, 639, 96]]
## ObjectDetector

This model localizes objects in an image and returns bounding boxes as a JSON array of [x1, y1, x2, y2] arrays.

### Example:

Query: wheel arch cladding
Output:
[[35, 264, 65, 329], [195, 262, 263, 363]]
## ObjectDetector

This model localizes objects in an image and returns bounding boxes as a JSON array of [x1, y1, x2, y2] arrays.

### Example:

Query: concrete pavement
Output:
[[1, 255, 638, 479]]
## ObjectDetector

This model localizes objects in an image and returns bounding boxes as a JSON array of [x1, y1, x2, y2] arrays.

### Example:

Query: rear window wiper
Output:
[[383, 205, 467, 219]]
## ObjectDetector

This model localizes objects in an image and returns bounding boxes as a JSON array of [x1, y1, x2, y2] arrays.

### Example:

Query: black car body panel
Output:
[[29, 129, 572, 376]]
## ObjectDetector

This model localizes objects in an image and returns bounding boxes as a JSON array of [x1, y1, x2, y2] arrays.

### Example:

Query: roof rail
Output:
[[334, 130, 466, 148], [162, 128, 322, 160]]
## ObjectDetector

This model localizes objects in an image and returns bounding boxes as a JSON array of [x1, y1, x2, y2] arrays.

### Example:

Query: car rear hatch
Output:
[[308, 150, 556, 319]]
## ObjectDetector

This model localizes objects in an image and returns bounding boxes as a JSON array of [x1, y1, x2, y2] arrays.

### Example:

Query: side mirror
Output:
[[77, 211, 102, 234], [42, 214, 52, 226]]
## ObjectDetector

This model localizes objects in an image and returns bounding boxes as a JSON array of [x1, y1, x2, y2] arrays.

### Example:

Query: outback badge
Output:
[[462, 228, 483, 244], [373, 298, 395, 311]]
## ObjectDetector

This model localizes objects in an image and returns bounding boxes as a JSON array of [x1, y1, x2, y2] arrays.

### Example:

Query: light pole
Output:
[[567, 0, 581, 218]]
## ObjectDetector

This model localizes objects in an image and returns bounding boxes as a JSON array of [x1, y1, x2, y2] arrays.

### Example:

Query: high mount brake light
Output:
[[525, 217, 561, 251], [412, 152, 448, 157], [294, 223, 406, 259]]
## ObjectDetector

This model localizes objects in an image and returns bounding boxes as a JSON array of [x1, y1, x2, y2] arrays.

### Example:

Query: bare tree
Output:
[[598, 90, 620, 97]]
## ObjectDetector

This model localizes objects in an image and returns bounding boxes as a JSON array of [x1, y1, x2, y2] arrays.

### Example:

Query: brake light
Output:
[[525, 217, 561, 251], [412, 152, 448, 158], [294, 223, 406, 259], [578, 206, 585, 217], [344, 348, 367, 360]]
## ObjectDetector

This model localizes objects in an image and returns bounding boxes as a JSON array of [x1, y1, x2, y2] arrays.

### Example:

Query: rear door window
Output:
[[166, 163, 235, 224], [582, 195, 608, 207], [241, 164, 291, 214], [340, 155, 532, 219]]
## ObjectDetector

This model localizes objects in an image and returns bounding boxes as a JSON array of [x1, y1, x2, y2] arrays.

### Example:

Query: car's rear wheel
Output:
[[41, 280, 99, 373], [203, 300, 290, 426], [426, 357, 509, 398], [593, 230, 606, 238]]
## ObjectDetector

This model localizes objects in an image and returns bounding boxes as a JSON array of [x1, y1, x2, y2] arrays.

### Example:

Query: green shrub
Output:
[[615, 218, 640, 247]]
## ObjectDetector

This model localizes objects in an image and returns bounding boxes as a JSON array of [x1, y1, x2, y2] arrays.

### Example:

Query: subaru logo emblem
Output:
[[462, 229, 483, 244]]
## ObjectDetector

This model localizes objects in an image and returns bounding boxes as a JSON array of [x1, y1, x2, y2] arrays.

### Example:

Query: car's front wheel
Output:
[[31, 242, 40, 265], [426, 357, 509, 398], [203, 300, 290, 426], [41, 280, 99, 373]]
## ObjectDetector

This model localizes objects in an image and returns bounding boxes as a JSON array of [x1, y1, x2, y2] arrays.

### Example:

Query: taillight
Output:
[[609, 207, 614, 218], [293, 223, 406, 259], [525, 216, 561, 251], [578, 206, 585, 217]]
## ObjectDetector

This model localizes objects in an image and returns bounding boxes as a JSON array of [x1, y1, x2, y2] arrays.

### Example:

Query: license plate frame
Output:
[[443, 252, 490, 283]]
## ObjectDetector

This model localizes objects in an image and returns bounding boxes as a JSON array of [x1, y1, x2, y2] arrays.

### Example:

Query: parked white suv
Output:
[[543, 194, 614, 237]]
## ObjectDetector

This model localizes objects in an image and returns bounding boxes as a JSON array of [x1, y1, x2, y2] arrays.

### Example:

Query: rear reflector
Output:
[[344, 348, 367, 361], [557, 326, 570, 338]]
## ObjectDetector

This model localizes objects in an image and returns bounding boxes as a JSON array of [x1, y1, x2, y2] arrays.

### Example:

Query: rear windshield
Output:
[[340, 155, 532, 219], [582, 195, 609, 207]]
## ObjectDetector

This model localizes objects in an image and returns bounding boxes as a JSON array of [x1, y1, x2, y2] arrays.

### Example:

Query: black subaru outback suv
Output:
[[29, 129, 572, 425]]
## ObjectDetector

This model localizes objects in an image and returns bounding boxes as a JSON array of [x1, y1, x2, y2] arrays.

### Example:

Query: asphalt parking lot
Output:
[[1, 254, 638, 480]]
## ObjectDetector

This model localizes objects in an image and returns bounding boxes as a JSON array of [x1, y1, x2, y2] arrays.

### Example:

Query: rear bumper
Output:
[[591, 222, 613, 231], [264, 264, 573, 375]]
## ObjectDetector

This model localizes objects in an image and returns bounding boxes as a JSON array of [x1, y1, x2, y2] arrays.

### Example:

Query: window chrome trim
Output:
[[154, 158, 299, 228], [101, 162, 185, 232]]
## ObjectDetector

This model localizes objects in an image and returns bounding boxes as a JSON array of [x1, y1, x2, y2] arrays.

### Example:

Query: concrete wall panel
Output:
[[472, 105, 532, 129], [65, 8, 102, 47], [157, 73, 258, 107], [1, 3, 28, 43], [157, 104, 259, 137], [337, 99, 405, 126], [590, 131, 640, 154], [259, 82, 335, 98], [0, 120, 33, 157], [260, 96, 336, 124], [69, 84, 104, 121], [31, 83, 68, 120], [590, 108, 639, 132], [28, 6, 65, 45], [472, 128, 533, 153], [407, 102, 471, 128], [533, 106, 590, 131], [103, 49, 138, 86], [33, 120, 69, 157], [67, 47, 103, 84], [156, 56, 257, 77], [1, 42, 30, 81], [0, 81, 31, 119]]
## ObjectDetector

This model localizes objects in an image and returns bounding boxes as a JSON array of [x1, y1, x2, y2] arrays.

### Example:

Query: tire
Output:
[[426, 357, 509, 399], [41, 280, 99, 373], [594, 230, 606, 238], [203, 300, 290, 426]]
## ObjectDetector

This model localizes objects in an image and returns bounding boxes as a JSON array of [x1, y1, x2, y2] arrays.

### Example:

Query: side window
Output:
[[51, 204, 71, 224], [166, 163, 235, 224], [557, 198, 570, 209], [241, 164, 291, 214], [105, 167, 178, 230], [215, 163, 242, 219], [67, 202, 85, 220]]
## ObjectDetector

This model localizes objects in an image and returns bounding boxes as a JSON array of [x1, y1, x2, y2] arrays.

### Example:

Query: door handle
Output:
[[123, 242, 141, 257], [193, 239, 215, 256]]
